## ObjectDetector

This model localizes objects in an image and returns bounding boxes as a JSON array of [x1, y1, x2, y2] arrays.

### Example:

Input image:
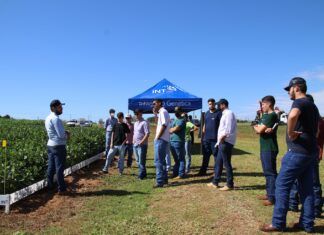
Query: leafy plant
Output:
[[0, 119, 105, 194]]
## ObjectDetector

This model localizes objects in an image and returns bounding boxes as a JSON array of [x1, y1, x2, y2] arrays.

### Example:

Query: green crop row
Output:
[[0, 118, 105, 194]]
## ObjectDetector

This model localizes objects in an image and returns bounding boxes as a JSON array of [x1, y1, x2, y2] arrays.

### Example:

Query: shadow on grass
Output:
[[234, 185, 266, 191], [76, 189, 148, 197], [232, 148, 252, 156], [167, 176, 214, 187], [234, 172, 264, 177], [285, 225, 324, 233]]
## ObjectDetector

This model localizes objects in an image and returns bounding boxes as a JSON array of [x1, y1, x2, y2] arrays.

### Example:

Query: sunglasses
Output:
[[153, 103, 157, 105]]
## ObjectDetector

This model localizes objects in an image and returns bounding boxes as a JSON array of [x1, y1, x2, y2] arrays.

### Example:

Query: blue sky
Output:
[[0, 0, 324, 121]]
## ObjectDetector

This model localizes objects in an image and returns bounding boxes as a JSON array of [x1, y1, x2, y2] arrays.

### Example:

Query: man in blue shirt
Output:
[[261, 77, 319, 233], [45, 99, 70, 194], [198, 98, 222, 176]]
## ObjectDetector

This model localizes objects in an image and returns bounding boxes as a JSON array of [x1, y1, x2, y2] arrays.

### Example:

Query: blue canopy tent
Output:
[[128, 79, 202, 113]]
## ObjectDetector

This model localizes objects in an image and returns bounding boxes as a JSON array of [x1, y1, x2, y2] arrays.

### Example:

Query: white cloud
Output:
[[312, 89, 324, 116], [298, 66, 324, 81]]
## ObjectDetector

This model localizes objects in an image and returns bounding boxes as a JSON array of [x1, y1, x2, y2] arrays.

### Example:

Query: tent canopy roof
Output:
[[128, 79, 202, 113]]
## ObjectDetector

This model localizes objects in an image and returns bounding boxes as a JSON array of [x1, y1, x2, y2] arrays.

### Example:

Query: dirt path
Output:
[[0, 159, 106, 233]]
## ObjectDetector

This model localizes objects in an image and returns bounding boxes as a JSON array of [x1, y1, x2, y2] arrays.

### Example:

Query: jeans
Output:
[[185, 140, 192, 173], [134, 144, 148, 179], [105, 131, 112, 157], [213, 142, 234, 187], [200, 140, 218, 174], [170, 141, 185, 178], [289, 180, 299, 210], [154, 139, 168, 186], [260, 151, 278, 203], [47, 145, 67, 192], [272, 151, 315, 231], [102, 145, 126, 173], [125, 143, 134, 167], [165, 142, 171, 172], [289, 155, 323, 216]]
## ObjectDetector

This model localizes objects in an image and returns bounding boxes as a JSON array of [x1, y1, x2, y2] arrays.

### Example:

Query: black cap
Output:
[[109, 109, 115, 114], [216, 98, 229, 107], [284, 77, 306, 91], [50, 99, 65, 108], [174, 106, 183, 113]]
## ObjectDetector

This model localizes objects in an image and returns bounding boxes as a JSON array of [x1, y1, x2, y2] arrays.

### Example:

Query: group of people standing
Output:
[[102, 109, 150, 180], [259, 77, 323, 233], [44, 76, 323, 233]]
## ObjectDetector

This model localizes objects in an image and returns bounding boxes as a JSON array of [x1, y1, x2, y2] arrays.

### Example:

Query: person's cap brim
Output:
[[284, 86, 290, 91]]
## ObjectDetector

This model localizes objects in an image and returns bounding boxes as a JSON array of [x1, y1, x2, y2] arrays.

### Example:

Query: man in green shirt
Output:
[[184, 114, 198, 174], [253, 95, 279, 206]]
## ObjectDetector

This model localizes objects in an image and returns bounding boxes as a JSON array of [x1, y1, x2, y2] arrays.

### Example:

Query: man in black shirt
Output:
[[261, 77, 319, 233], [102, 112, 130, 175], [198, 98, 222, 176]]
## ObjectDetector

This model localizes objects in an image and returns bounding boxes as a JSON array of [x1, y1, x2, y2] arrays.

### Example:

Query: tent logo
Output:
[[152, 85, 177, 94]]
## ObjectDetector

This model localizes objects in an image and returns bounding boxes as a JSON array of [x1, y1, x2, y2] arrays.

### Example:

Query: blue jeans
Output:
[[170, 141, 185, 178], [260, 151, 278, 203], [185, 140, 192, 173], [200, 140, 218, 174], [165, 142, 171, 172], [272, 151, 315, 231], [289, 180, 299, 210], [154, 139, 168, 186], [134, 144, 148, 179], [125, 143, 134, 167], [102, 145, 126, 173], [289, 155, 323, 216], [213, 142, 233, 187], [105, 131, 112, 157], [47, 145, 67, 192]]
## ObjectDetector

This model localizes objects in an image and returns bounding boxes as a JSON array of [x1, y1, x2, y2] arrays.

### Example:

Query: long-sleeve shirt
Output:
[[105, 117, 117, 132], [45, 112, 67, 146], [217, 109, 237, 146]]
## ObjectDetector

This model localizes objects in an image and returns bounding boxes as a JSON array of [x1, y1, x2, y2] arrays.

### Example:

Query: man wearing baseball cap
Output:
[[45, 99, 70, 195], [261, 77, 319, 233]]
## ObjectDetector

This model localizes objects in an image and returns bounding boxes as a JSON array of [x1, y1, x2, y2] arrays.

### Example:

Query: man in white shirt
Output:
[[153, 99, 170, 188], [208, 98, 237, 191]]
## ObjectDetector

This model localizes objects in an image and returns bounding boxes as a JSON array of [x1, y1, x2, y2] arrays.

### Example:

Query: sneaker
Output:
[[207, 182, 220, 189], [153, 184, 164, 188], [102, 170, 108, 174], [257, 195, 268, 200], [219, 186, 233, 191], [260, 224, 284, 233], [263, 200, 274, 206], [174, 176, 186, 180]]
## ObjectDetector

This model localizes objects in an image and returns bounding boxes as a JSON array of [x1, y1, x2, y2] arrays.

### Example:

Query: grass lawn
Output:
[[2, 123, 324, 234]]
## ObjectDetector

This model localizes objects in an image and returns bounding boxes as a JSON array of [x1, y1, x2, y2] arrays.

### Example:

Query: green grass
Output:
[[4, 123, 324, 234]]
